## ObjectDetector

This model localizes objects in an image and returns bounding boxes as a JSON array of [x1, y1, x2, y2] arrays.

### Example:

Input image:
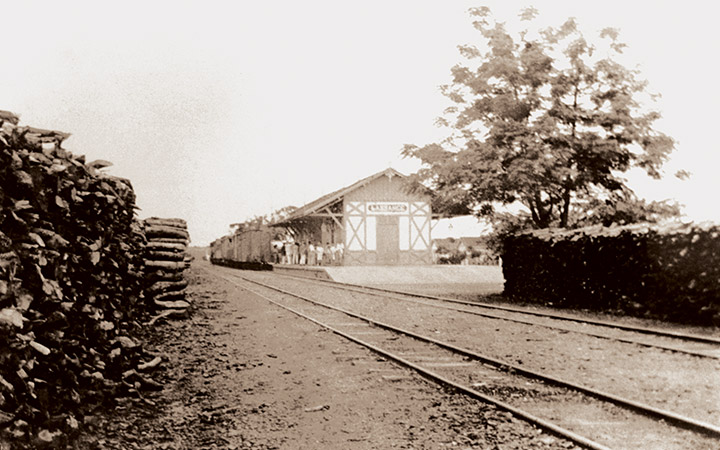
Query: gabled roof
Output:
[[273, 168, 406, 225]]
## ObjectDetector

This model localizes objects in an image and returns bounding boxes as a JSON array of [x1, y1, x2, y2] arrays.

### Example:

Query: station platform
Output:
[[271, 264, 505, 295], [270, 264, 333, 280]]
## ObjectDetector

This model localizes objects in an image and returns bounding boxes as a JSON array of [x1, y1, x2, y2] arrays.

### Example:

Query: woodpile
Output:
[[143, 218, 191, 321], [0, 110, 174, 447]]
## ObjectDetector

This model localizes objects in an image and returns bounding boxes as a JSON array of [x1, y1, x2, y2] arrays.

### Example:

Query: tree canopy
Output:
[[403, 7, 677, 229], [230, 205, 297, 234]]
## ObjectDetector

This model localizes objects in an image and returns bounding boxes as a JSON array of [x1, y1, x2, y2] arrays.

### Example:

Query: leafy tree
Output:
[[230, 205, 298, 233], [403, 7, 677, 229], [573, 193, 682, 227], [268, 205, 298, 224]]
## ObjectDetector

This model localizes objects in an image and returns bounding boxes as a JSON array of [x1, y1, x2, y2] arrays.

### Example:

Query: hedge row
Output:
[[0, 114, 155, 447], [502, 222, 720, 325]]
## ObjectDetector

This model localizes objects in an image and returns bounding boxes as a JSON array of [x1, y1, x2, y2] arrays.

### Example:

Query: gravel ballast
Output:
[[75, 262, 580, 449]]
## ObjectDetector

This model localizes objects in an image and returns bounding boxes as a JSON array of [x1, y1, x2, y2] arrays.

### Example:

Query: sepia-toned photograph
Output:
[[1, 1, 718, 448]]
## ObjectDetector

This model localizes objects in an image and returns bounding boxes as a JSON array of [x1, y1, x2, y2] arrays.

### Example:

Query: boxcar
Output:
[[210, 228, 274, 265]]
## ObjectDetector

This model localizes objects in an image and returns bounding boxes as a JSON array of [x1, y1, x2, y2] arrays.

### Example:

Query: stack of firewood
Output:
[[143, 218, 191, 319], [0, 110, 154, 445]]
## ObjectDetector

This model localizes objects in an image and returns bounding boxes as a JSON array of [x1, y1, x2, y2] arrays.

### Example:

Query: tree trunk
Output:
[[560, 185, 572, 228], [533, 192, 551, 228], [527, 198, 542, 228]]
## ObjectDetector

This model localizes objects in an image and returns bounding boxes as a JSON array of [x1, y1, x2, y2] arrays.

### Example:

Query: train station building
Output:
[[272, 168, 433, 266]]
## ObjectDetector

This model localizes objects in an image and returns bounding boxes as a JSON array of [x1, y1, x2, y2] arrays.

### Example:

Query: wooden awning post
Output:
[[322, 206, 345, 230]]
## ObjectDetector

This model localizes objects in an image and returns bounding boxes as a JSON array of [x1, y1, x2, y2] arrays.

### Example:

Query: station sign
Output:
[[366, 202, 409, 215]]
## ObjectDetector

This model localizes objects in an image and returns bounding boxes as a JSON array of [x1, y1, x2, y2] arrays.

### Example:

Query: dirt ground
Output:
[[74, 263, 577, 450]]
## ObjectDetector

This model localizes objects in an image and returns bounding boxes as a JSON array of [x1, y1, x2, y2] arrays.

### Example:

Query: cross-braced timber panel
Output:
[[345, 202, 366, 252], [409, 202, 430, 251]]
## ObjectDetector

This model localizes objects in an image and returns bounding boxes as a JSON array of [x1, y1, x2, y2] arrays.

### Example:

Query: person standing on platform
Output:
[[284, 240, 293, 265], [315, 242, 324, 266], [333, 243, 341, 265], [325, 243, 337, 266], [272, 243, 280, 264], [308, 242, 316, 266], [299, 240, 308, 265], [293, 241, 300, 264], [323, 242, 331, 266], [337, 242, 344, 265]]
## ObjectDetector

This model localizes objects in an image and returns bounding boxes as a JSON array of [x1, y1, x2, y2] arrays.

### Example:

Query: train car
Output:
[[210, 227, 275, 270]]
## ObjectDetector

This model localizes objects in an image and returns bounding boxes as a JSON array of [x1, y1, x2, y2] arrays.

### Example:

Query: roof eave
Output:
[[275, 168, 407, 223]]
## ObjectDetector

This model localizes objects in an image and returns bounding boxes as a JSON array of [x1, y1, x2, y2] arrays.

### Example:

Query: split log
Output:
[[121, 369, 164, 390], [146, 237, 188, 245], [147, 269, 185, 282], [154, 289, 187, 302], [144, 260, 186, 271], [154, 299, 191, 309], [145, 250, 185, 261], [146, 309, 188, 325], [113, 336, 139, 349], [144, 217, 187, 228], [146, 280, 188, 296], [145, 242, 186, 253], [137, 356, 162, 371], [144, 225, 189, 240]]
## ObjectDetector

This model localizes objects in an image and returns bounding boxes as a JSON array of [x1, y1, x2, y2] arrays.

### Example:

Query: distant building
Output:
[[432, 236, 498, 265]]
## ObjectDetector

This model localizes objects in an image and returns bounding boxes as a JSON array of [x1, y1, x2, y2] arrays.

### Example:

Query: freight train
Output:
[[210, 228, 275, 270]]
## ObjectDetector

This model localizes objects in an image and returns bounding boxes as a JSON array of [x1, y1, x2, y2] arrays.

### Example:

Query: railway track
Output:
[[210, 267, 720, 450], [241, 269, 720, 427], [271, 271, 720, 360]]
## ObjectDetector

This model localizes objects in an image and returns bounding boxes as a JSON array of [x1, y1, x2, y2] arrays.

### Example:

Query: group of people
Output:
[[273, 239, 344, 266]]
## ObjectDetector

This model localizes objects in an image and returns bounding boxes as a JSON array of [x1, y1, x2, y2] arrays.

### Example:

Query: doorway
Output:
[[376, 215, 399, 265]]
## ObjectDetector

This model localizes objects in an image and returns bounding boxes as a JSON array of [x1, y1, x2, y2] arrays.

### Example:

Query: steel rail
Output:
[[222, 274, 613, 450], [268, 272, 720, 360], [227, 271, 720, 439], [273, 271, 720, 345]]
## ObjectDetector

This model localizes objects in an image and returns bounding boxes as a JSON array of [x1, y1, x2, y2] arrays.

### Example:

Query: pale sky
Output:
[[2, 1, 718, 245]]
